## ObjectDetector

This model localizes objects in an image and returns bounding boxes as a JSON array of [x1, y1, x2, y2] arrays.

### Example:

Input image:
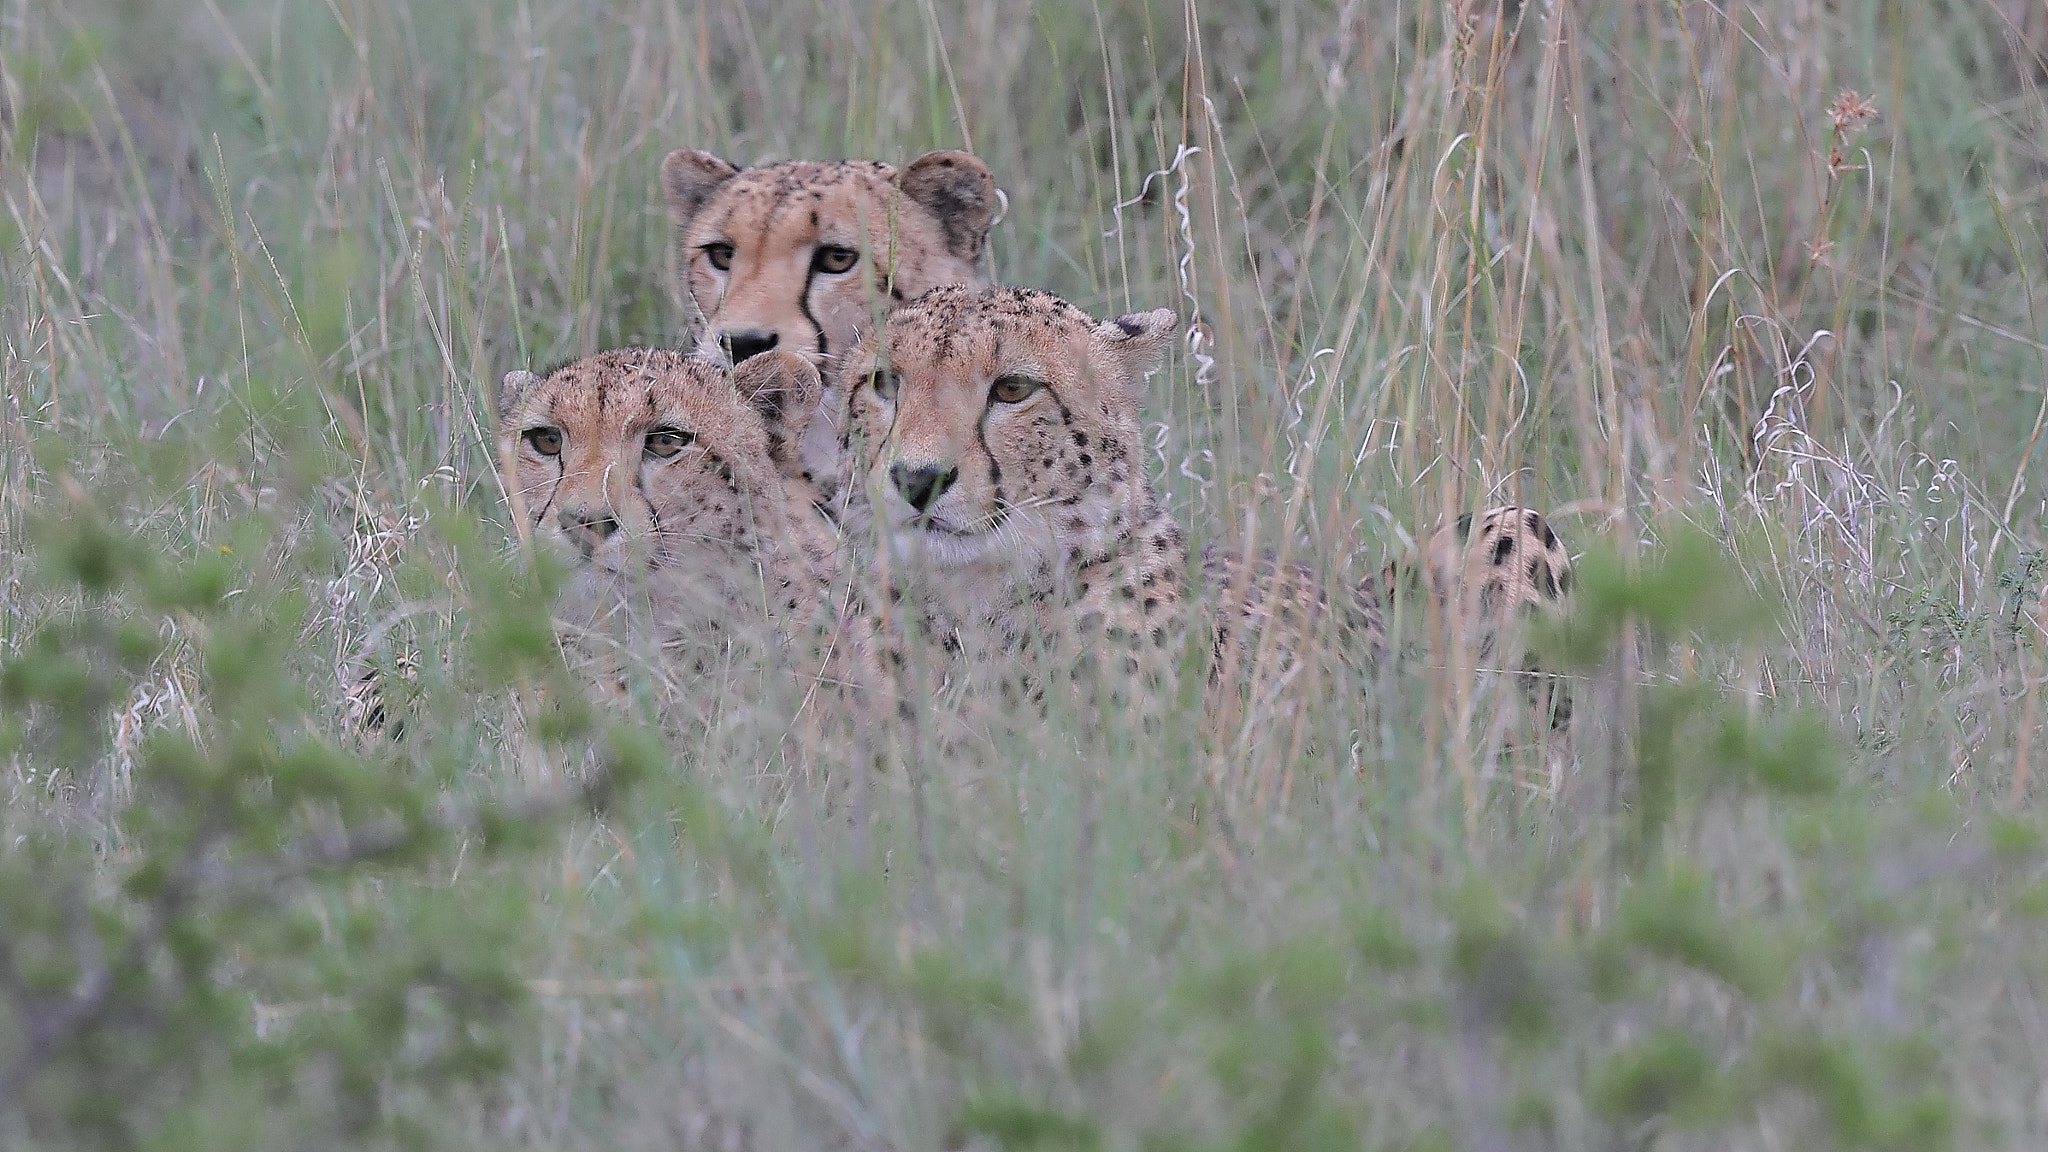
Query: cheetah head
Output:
[[659, 149, 997, 370], [839, 286, 1176, 577], [496, 348, 822, 606]]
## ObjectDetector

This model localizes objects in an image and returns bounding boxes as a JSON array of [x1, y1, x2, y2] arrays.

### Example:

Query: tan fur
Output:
[[659, 148, 998, 501], [1385, 505, 1575, 726], [824, 289, 1574, 732], [495, 347, 846, 670], [1203, 544, 1387, 693], [831, 286, 1391, 719], [834, 287, 1185, 681]]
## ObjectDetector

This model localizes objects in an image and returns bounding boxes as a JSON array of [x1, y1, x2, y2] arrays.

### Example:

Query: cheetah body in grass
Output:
[[659, 147, 999, 504], [831, 285, 1574, 721], [1400, 506, 1573, 652], [832, 285, 1375, 700]]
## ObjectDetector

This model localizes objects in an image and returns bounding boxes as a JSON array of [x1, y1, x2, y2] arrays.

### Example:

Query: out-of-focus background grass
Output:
[[3, 0, 2046, 1148]]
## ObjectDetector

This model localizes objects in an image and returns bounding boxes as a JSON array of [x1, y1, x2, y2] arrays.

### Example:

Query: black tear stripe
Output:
[[1491, 534, 1516, 565], [531, 398, 564, 528], [761, 192, 830, 358], [633, 464, 665, 558], [975, 402, 1006, 514], [799, 259, 827, 357], [534, 462, 562, 529], [645, 486, 664, 564]]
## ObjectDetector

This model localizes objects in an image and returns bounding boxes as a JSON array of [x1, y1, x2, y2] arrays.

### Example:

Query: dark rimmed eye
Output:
[[703, 242, 735, 271], [813, 245, 859, 274], [523, 427, 563, 456], [867, 369, 900, 402], [644, 428, 694, 459], [989, 375, 1043, 404]]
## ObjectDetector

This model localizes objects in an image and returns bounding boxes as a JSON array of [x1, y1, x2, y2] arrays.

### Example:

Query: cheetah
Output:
[[832, 287, 1184, 673], [496, 346, 854, 680], [829, 286, 1574, 737], [659, 148, 998, 504], [830, 286, 1375, 716]]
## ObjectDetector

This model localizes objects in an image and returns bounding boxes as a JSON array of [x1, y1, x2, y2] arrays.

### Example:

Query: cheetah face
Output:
[[661, 150, 997, 500], [839, 286, 1176, 576], [496, 349, 820, 598]]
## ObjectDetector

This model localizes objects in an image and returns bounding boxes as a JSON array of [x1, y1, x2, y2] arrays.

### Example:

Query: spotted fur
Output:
[[660, 148, 998, 504], [830, 286, 1184, 685], [495, 347, 849, 673], [1204, 544, 1387, 692], [828, 286, 1392, 716], [1384, 505, 1575, 727]]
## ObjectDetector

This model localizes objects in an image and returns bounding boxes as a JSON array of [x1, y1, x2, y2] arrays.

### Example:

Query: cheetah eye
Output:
[[989, 375, 1043, 405], [644, 428, 694, 459], [867, 369, 900, 402], [703, 242, 735, 271], [812, 245, 859, 274], [523, 427, 563, 456]]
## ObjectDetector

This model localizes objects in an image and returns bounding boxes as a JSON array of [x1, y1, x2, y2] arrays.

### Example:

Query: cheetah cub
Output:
[[496, 347, 848, 678]]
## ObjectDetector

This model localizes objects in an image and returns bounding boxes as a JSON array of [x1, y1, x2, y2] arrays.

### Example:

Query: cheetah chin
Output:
[[879, 500, 1060, 572]]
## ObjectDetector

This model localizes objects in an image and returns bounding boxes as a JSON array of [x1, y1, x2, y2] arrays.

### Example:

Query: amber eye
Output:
[[867, 370, 900, 402], [813, 245, 859, 274], [703, 242, 735, 271], [989, 375, 1043, 405], [644, 428, 694, 459], [523, 427, 563, 456]]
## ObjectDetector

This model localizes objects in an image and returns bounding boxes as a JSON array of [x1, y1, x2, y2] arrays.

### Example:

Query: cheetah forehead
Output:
[[894, 285, 1094, 335], [879, 286, 1104, 374], [504, 349, 767, 453], [685, 161, 904, 244]]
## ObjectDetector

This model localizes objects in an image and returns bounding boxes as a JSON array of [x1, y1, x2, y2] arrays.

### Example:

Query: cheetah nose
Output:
[[556, 507, 619, 555], [891, 463, 959, 514], [719, 328, 779, 364]]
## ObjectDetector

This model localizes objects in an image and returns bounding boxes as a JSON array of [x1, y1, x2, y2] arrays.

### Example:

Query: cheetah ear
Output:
[[898, 150, 997, 263], [1095, 308, 1177, 398], [660, 148, 741, 233], [731, 350, 824, 471], [498, 370, 538, 423]]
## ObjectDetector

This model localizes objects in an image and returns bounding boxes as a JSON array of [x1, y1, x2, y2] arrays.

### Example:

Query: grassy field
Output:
[[4, 0, 2048, 1147]]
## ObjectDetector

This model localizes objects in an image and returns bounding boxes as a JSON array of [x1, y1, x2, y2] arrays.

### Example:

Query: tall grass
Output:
[[3, 0, 2047, 1147]]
